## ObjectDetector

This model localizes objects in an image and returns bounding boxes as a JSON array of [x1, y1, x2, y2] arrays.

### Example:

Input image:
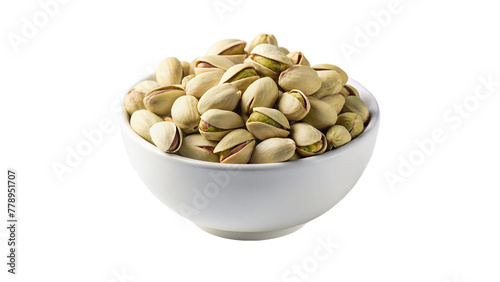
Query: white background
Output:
[[1, 0, 500, 281]]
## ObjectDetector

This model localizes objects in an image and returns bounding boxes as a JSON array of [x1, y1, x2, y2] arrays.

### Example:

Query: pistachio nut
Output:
[[278, 65, 322, 95], [326, 125, 352, 150], [206, 39, 248, 64], [149, 121, 183, 153], [288, 152, 301, 161], [246, 107, 290, 140], [313, 64, 348, 86], [143, 85, 185, 116], [277, 89, 311, 121], [125, 80, 160, 115], [339, 84, 360, 98], [213, 129, 256, 164], [321, 94, 345, 114], [249, 44, 293, 79], [287, 51, 310, 66], [181, 74, 195, 89], [171, 95, 200, 134], [179, 134, 219, 163], [193, 55, 235, 76], [310, 70, 343, 99], [336, 112, 364, 138], [245, 33, 278, 53], [280, 47, 290, 55], [240, 77, 279, 115], [163, 116, 173, 122], [219, 64, 260, 92], [156, 57, 183, 86], [301, 97, 338, 131], [185, 70, 225, 98], [199, 109, 244, 141], [197, 83, 241, 115], [249, 138, 296, 164], [129, 109, 163, 143], [342, 96, 369, 122], [290, 123, 327, 157]]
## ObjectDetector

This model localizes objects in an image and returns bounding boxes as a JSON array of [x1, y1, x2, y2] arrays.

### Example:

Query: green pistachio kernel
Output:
[[227, 68, 258, 82], [247, 112, 281, 128], [299, 140, 323, 153]]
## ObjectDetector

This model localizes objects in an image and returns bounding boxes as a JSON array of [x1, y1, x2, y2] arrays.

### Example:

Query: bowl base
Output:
[[196, 224, 305, 240]]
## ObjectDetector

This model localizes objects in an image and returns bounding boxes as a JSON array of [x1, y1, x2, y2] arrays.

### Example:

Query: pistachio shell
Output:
[[143, 85, 185, 116], [130, 110, 163, 143], [181, 61, 191, 77], [240, 77, 279, 115], [249, 44, 293, 78], [197, 83, 241, 115], [277, 89, 311, 121], [171, 95, 200, 134], [181, 74, 195, 89], [249, 138, 296, 164], [149, 121, 183, 153], [313, 64, 348, 86], [336, 112, 364, 138], [339, 84, 360, 98], [179, 134, 219, 163], [311, 70, 343, 99], [214, 129, 255, 164], [125, 80, 159, 115], [278, 65, 322, 95], [301, 97, 338, 131], [288, 152, 301, 161], [206, 39, 248, 64], [186, 70, 225, 98], [321, 94, 345, 114], [246, 33, 278, 53], [199, 109, 244, 141], [246, 107, 290, 140], [342, 96, 370, 122], [326, 125, 352, 150], [287, 51, 310, 66], [279, 47, 290, 55], [156, 57, 183, 86], [194, 55, 235, 75], [219, 64, 260, 92], [290, 123, 327, 157]]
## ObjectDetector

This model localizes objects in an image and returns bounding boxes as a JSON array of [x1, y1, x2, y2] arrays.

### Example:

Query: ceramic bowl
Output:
[[120, 78, 380, 240]]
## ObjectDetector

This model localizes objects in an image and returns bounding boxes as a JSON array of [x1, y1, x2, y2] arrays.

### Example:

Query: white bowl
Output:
[[120, 78, 380, 240]]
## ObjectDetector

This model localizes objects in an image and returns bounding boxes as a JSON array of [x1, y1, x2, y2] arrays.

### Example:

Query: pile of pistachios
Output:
[[125, 34, 370, 164]]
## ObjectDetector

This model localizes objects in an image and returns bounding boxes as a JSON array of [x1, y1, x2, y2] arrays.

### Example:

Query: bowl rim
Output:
[[120, 76, 380, 171]]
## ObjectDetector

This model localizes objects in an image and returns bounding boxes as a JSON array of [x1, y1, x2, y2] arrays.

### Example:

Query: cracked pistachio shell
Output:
[[125, 80, 160, 115], [313, 64, 348, 86], [339, 84, 360, 98], [240, 77, 279, 115], [277, 89, 311, 121], [342, 96, 369, 122], [171, 95, 200, 134], [280, 47, 290, 55], [245, 33, 278, 53], [206, 39, 248, 64], [143, 85, 185, 116], [181, 74, 195, 89], [179, 134, 219, 163], [219, 64, 260, 92], [199, 109, 244, 141], [321, 94, 345, 114], [302, 96, 338, 131], [290, 123, 327, 157], [336, 112, 364, 138], [181, 61, 191, 77], [311, 70, 343, 99], [246, 107, 290, 140], [197, 83, 241, 115], [130, 110, 163, 143], [186, 70, 224, 98], [149, 121, 183, 153], [194, 55, 235, 76], [156, 57, 183, 86], [287, 51, 310, 66], [326, 125, 352, 150], [249, 44, 293, 79], [278, 65, 322, 95], [250, 138, 296, 164], [214, 129, 256, 164]]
